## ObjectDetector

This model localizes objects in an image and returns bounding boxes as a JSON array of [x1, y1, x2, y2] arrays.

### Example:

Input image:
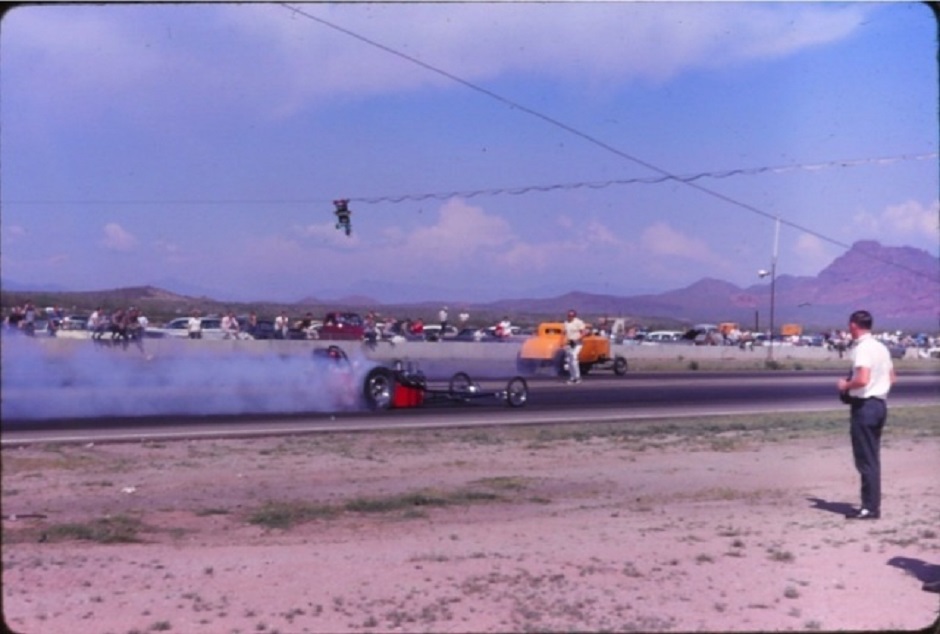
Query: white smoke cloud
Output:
[[0, 335, 378, 421]]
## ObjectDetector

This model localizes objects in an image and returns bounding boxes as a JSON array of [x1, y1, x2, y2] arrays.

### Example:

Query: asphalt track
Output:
[[2, 371, 937, 446]]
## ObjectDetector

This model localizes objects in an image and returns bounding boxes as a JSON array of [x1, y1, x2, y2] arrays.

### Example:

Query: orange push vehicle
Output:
[[517, 322, 628, 377]]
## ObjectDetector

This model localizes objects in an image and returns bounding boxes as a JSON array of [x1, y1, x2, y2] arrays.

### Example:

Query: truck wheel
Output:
[[505, 377, 528, 407], [363, 367, 395, 410], [579, 362, 592, 376], [613, 356, 628, 376]]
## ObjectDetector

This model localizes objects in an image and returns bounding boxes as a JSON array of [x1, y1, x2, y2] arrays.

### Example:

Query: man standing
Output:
[[837, 310, 895, 520], [274, 311, 289, 340], [88, 306, 105, 340], [22, 300, 36, 336], [187, 310, 202, 340], [438, 306, 449, 337], [221, 311, 241, 339], [563, 309, 588, 384]]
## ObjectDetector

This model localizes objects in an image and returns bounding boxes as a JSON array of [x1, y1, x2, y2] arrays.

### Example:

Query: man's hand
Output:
[[838, 367, 870, 392]]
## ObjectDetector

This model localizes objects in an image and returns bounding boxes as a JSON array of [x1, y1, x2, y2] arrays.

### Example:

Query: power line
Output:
[[348, 153, 938, 204], [7, 153, 934, 207], [279, 3, 939, 284]]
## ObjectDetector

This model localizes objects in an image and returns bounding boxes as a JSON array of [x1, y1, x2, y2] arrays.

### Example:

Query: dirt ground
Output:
[[3, 412, 939, 634]]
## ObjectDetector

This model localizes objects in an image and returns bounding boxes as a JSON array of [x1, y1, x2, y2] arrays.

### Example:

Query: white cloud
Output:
[[298, 221, 362, 248], [640, 221, 728, 268], [101, 223, 138, 252], [7, 3, 873, 122], [883, 199, 940, 235], [310, 3, 871, 86], [398, 198, 514, 263], [853, 199, 940, 242], [152, 239, 189, 265], [5, 6, 167, 112], [1, 224, 28, 243], [256, 199, 629, 284], [791, 233, 839, 276]]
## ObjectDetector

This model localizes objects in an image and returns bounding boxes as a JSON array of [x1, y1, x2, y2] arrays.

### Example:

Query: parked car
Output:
[[485, 325, 521, 338], [421, 324, 459, 341], [148, 316, 227, 340], [644, 330, 684, 343], [59, 314, 90, 331], [453, 328, 492, 342], [318, 312, 366, 341], [682, 324, 723, 346]]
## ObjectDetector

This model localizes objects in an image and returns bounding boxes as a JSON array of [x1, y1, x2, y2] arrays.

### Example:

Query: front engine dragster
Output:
[[362, 360, 528, 411]]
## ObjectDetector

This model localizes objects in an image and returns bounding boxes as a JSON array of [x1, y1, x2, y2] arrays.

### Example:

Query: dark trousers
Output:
[[849, 398, 887, 513]]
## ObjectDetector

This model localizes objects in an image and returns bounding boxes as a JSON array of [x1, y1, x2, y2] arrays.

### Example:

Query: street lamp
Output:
[[757, 217, 780, 363]]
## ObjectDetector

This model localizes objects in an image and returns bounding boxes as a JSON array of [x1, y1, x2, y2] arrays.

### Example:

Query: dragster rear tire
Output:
[[363, 367, 395, 410], [505, 376, 528, 408]]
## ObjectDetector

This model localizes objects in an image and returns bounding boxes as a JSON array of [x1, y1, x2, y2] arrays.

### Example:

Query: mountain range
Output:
[[467, 241, 938, 331], [2, 241, 938, 331]]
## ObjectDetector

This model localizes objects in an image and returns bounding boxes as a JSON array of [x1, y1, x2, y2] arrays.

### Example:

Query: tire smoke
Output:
[[1, 335, 377, 421]]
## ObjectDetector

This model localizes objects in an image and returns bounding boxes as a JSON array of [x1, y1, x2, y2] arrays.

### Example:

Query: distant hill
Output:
[[477, 241, 940, 331], [2, 241, 938, 330], [296, 294, 377, 307], [0, 285, 196, 306]]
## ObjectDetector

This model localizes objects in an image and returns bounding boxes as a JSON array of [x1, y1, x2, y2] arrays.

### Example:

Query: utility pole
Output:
[[757, 217, 780, 363], [768, 217, 780, 363]]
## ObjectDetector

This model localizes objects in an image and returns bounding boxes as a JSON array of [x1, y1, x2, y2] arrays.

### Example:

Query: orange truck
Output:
[[780, 323, 803, 337], [517, 322, 628, 377]]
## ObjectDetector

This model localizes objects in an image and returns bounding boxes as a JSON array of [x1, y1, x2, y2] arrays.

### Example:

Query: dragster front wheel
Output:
[[363, 367, 395, 410], [449, 371, 473, 396], [505, 376, 528, 408]]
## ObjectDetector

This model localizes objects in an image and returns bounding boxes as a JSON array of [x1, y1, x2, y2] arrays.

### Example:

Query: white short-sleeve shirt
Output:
[[850, 333, 894, 399]]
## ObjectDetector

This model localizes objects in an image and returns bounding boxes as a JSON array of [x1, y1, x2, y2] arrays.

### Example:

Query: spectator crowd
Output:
[[3, 299, 938, 357]]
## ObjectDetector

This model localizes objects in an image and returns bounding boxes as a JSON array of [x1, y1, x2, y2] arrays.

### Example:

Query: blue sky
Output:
[[2, 2, 937, 303]]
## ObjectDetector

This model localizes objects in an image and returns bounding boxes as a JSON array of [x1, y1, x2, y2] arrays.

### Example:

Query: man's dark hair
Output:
[[849, 310, 873, 330]]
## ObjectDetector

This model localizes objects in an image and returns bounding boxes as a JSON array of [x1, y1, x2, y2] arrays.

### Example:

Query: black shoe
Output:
[[923, 579, 940, 593], [845, 508, 880, 520]]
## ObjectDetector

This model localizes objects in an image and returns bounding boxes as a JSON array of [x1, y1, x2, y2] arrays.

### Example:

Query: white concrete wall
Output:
[[24, 336, 854, 364]]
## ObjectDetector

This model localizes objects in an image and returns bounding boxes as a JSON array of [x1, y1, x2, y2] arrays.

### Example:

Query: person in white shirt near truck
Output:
[[563, 309, 588, 384]]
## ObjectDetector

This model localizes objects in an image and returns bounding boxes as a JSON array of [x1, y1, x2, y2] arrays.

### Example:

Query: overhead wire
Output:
[[278, 3, 939, 285], [347, 153, 939, 204], [8, 153, 935, 207]]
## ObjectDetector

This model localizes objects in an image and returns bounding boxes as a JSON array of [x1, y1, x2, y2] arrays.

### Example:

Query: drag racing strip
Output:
[[0, 401, 852, 447], [3, 371, 937, 446], [2, 374, 940, 447]]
